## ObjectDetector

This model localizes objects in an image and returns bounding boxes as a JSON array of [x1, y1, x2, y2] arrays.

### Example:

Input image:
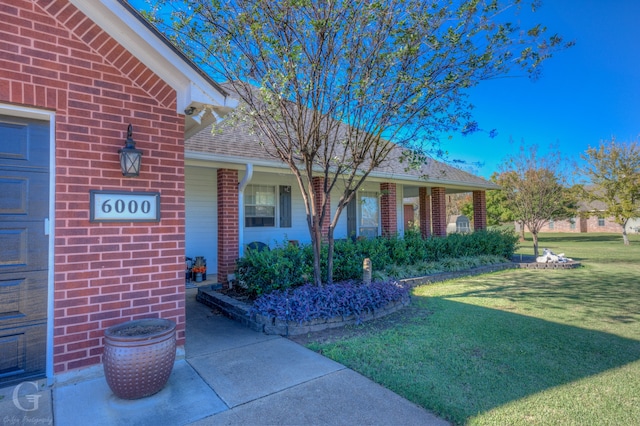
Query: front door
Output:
[[0, 115, 50, 387], [404, 204, 415, 230]]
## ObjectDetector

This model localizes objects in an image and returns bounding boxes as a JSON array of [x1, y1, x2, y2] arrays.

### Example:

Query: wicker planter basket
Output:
[[103, 318, 176, 400]]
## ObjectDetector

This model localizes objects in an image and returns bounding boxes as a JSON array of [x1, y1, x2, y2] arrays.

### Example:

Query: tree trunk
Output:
[[302, 175, 324, 287], [532, 231, 539, 257], [622, 224, 630, 245], [326, 226, 335, 285], [311, 223, 323, 286], [519, 220, 526, 241], [303, 208, 323, 287], [325, 197, 351, 285]]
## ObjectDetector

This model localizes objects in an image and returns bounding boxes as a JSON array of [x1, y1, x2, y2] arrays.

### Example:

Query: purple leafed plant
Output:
[[251, 280, 409, 324]]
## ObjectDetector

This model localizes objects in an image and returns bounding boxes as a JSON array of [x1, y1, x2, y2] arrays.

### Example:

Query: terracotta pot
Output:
[[103, 318, 176, 400]]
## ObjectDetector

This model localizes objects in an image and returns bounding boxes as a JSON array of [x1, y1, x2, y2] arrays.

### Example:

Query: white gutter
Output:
[[237, 164, 254, 257]]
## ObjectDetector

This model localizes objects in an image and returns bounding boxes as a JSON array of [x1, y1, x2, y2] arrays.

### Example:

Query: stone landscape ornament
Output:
[[536, 248, 573, 263]]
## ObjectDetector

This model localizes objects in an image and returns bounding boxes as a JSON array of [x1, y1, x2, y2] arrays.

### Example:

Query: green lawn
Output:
[[310, 233, 640, 425]]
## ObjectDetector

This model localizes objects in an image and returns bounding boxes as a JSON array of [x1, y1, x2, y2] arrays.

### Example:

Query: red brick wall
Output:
[[584, 216, 622, 233], [380, 183, 397, 237], [431, 187, 447, 237], [472, 191, 487, 231], [543, 218, 581, 233], [418, 187, 431, 238], [1, 0, 185, 374], [546, 216, 622, 233], [523, 215, 623, 233], [217, 169, 239, 286]]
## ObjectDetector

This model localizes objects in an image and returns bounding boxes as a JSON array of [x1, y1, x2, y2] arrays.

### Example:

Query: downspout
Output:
[[238, 164, 253, 258]]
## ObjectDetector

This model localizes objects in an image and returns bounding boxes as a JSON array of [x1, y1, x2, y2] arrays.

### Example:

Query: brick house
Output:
[[0, 0, 498, 389], [185, 122, 498, 285], [540, 200, 640, 234], [0, 0, 235, 387]]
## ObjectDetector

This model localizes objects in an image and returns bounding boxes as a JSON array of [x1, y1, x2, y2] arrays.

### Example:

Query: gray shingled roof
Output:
[[578, 199, 609, 212], [186, 110, 500, 191]]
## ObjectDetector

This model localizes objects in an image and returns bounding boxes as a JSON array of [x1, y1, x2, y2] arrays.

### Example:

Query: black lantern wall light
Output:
[[118, 124, 142, 177]]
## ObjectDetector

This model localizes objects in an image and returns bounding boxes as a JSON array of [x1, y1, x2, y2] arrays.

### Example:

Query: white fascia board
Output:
[[69, 0, 237, 113], [367, 169, 500, 190], [186, 151, 291, 172]]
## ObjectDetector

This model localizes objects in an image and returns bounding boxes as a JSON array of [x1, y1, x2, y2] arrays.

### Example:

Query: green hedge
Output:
[[236, 229, 518, 297]]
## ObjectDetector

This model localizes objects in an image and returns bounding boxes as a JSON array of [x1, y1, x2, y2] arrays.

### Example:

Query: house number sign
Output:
[[90, 190, 160, 222]]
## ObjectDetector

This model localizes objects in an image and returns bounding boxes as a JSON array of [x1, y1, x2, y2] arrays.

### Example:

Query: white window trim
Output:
[[245, 184, 277, 228], [358, 191, 380, 238]]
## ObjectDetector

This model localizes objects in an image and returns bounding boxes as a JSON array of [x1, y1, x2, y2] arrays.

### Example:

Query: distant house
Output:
[[446, 215, 471, 234], [533, 200, 640, 234], [184, 120, 499, 284]]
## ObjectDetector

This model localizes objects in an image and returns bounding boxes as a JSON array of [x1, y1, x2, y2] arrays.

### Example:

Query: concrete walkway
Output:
[[6, 288, 448, 425]]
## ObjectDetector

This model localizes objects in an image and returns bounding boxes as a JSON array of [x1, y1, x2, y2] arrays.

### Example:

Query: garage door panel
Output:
[[0, 116, 49, 169], [0, 271, 47, 326], [0, 324, 46, 384], [0, 171, 49, 219], [0, 222, 48, 271]]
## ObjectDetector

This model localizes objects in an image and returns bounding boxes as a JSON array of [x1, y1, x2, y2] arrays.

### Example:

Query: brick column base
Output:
[[218, 169, 238, 287], [473, 190, 487, 230], [380, 183, 397, 237], [418, 187, 431, 238], [431, 187, 447, 237]]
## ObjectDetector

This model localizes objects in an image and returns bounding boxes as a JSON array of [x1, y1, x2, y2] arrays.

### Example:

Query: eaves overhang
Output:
[[69, 0, 238, 135], [185, 151, 501, 191]]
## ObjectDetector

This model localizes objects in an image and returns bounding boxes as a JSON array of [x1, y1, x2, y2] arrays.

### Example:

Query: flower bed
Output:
[[196, 282, 409, 337]]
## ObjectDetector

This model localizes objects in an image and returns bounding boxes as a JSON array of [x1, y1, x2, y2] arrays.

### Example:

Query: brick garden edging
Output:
[[196, 260, 581, 337], [397, 262, 517, 287], [196, 287, 410, 336]]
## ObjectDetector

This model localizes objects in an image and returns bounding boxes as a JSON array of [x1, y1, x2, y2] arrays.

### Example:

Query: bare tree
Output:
[[145, 0, 571, 285], [498, 145, 577, 256], [581, 138, 640, 245]]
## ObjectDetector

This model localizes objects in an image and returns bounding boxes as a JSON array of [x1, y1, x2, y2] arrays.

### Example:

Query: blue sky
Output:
[[447, 1, 640, 178]]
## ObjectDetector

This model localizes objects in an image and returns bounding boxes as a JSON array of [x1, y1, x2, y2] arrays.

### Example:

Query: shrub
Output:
[[235, 229, 519, 295], [251, 281, 409, 324], [236, 241, 313, 297]]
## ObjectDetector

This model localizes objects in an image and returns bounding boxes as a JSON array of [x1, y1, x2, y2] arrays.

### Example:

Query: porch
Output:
[[4, 288, 445, 425]]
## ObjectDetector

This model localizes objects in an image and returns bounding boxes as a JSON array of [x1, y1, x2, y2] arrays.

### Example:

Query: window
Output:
[[245, 185, 275, 227], [359, 191, 379, 238], [570, 218, 576, 230], [598, 217, 605, 227], [549, 219, 554, 230]]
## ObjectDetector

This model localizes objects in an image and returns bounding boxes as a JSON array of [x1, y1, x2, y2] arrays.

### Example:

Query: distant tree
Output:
[[455, 174, 515, 229], [581, 138, 640, 245], [485, 172, 516, 227], [498, 146, 577, 256], [447, 193, 473, 219], [145, 0, 571, 285], [460, 198, 474, 221]]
